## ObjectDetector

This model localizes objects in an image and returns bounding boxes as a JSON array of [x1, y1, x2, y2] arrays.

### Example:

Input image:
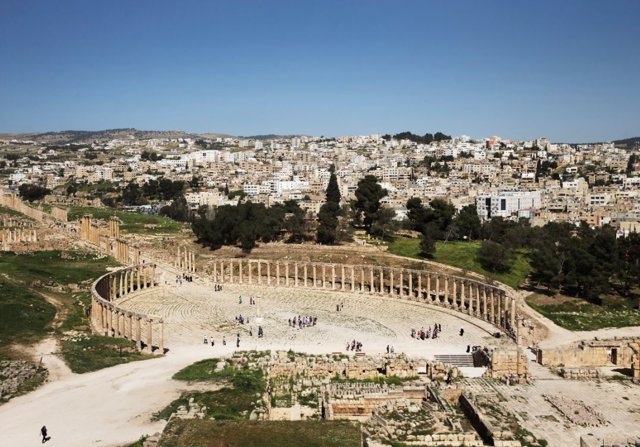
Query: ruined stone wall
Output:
[[50, 206, 68, 222], [268, 354, 420, 381], [486, 348, 529, 382], [0, 193, 66, 223], [538, 339, 637, 369]]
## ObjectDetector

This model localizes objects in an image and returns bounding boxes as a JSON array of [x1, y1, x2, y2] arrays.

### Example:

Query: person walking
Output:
[[40, 425, 49, 443]]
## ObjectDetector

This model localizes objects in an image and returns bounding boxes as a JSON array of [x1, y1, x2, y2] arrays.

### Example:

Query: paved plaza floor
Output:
[[119, 280, 508, 356]]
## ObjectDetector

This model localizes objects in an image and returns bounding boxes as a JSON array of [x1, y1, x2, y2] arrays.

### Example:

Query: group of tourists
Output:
[[288, 315, 317, 328], [411, 323, 442, 340], [346, 339, 363, 352], [213, 284, 223, 291], [386, 344, 395, 354], [335, 303, 344, 312], [238, 295, 258, 305], [175, 274, 194, 284], [203, 334, 225, 346], [235, 314, 249, 324]]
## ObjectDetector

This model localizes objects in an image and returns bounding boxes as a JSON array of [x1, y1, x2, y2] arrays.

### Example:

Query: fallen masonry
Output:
[[0, 360, 47, 403], [163, 350, 544, 447]]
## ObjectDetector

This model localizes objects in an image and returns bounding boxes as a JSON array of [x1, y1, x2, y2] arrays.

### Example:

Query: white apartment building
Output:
[[476, 190, 542, 220]]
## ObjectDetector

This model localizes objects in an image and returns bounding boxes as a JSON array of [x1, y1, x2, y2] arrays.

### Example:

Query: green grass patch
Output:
[[158, 419, 361, 447], [0, 278, 56, 349], [173, 358, 224, 381], [526, 294, 640, 330], [0, 250, 118, 285], [61, 335, 154, 373], [58, 291, 92, 333], [0, 205, 32, 219], [68, 206, 185, 234], [158, 363, 265, 421], [124, 436, 147, 447], [387, 237, 531, 289]]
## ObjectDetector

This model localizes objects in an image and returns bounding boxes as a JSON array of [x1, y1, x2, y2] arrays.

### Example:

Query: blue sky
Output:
[[0, 0, 638, 141]]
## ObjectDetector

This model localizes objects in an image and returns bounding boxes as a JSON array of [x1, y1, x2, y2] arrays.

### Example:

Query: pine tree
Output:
[[325, 171, 341, 204]]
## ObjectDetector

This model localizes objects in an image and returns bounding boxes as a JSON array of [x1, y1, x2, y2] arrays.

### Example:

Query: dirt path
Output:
[[2, 274, 75, 381], [30, 291, 74, 379]]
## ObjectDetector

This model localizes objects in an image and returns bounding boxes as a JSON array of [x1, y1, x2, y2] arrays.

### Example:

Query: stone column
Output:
[[408, 271, 413, 299], [489, 289, 496, 324], [313, 264, 317, 288], [107, 307, 113, 335], [473, 284, 479, 316], [159, 321, 164, 353], [510, 296, 516, 332], [330, 265, 335, 289], [128, 314, 133, 339], [360, 267, 364, 292], [147, 319, 153, 349], [267, 261, 271, 286], [390, 269, 394, 296], [136, 265, 141, 290], [304, 264, 308, 287], [427, 273, 432, 301], [435, 276, 440, 303], [482, 287, 488, 321], [341, 265, 345, 291], [136, 317, 142, 350], [399, 270, 404, 297], [452, 279, 458, 309], [369, 267, 374, 294], [379, 268, 383, 294], [295, 263, 299, 287], [276, 263, 280, 286], [143, 266, 148, 289], [322, 264, 326, 289], [285, 262, 290, 286], [351, 266, 355, 292], [417, 273, 422, 300], [258, 261, 262, 284], [213, 261, 217, 282]]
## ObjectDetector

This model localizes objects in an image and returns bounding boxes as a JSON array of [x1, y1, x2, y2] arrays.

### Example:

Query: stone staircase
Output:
[[434, 354, 475, 368]]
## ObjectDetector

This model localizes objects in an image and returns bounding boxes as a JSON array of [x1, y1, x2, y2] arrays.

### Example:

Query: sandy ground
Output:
[[466, 361, 640, 446], [0, 279, 505, 447]]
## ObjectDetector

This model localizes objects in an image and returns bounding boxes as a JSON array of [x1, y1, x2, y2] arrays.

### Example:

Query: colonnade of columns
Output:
[[1, 228, 37, 245], [80, 215, 101, 245], [211, 259, 517, 335], [175, 246, 196, 272], [108, 216, 121, 238], [90, 264, 163, 352], [2, 217, 34, 227], [112, 239, 130, 264]]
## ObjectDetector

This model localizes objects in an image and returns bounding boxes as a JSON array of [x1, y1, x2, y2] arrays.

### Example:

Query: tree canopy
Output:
[[353, 175, 387, 234]]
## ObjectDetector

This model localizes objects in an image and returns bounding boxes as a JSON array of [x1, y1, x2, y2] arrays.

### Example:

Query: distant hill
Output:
[[1, 128, 201, 144], [613, 137, 640, 149], [239, 134, 304, 140]]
